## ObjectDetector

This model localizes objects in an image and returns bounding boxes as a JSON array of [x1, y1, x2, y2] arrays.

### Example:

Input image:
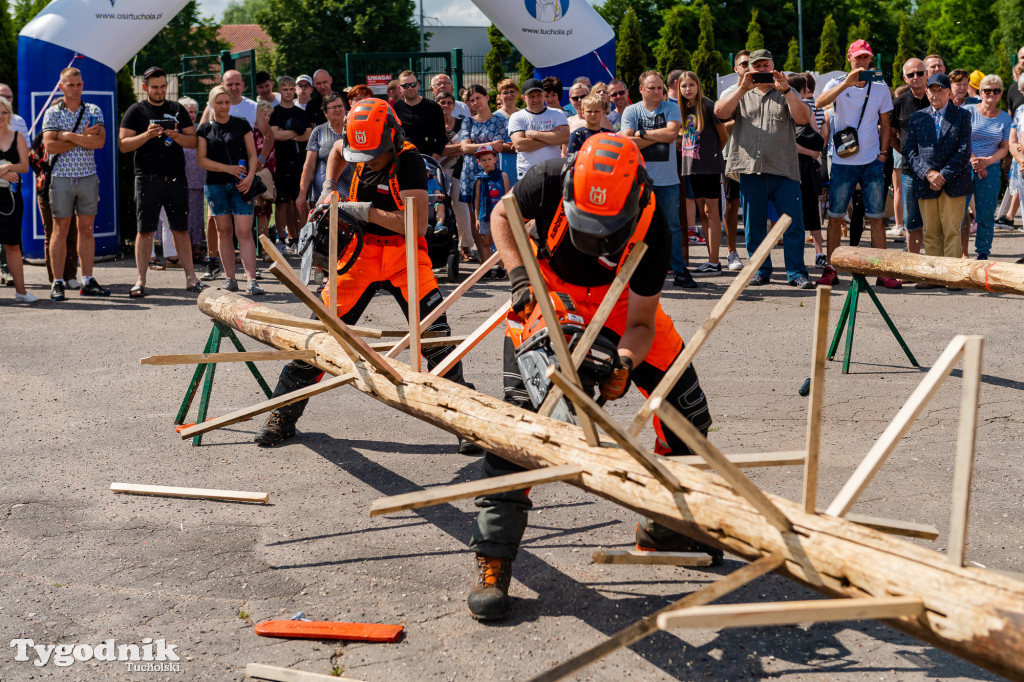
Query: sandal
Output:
[[129, 284, 147, 298], [166, 257, 181, 268], [148, 259, 165, 271]]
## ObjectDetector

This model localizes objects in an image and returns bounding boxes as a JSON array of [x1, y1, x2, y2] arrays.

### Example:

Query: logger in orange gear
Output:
[[467, 133, 717, 621], [255, 99, 479, 453]]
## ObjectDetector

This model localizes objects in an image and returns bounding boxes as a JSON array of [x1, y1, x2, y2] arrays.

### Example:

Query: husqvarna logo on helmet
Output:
[[354, 131, 367, 144], [589, 187, 607, 205]]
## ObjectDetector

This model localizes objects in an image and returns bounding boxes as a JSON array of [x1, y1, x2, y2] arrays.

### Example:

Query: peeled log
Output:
[[197, 289, 1024, 678], [832, 247, 1024, 294]]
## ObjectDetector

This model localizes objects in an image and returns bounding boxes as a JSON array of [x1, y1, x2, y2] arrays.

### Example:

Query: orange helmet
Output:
[[562, 133, 650, 257], [343, 98, 405, 162]]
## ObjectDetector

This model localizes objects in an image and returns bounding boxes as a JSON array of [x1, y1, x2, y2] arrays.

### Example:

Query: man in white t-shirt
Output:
[[506, 78, 569, 180], [814, 39, 899, 288], [199, 70, 257, 126]]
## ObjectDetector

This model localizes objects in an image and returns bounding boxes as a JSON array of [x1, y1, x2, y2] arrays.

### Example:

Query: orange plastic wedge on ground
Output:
[[254, 620, 404, 642]]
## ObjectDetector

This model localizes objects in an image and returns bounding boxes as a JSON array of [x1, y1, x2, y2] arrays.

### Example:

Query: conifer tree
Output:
[[815, 14, 844, 74], [745, 10, 765, 52], [892, 14, 915, 88], [616, 8, 648, 103], [784, 37, 800, 72], [691, 5, 721, 96], [654, 7, 690, 76]]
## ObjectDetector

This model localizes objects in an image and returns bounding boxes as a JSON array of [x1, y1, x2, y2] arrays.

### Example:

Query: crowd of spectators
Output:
[[5, 40, 1024, 303]]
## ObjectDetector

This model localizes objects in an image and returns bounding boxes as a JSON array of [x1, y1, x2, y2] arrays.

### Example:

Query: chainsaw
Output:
[[505, 291, 619, 424]]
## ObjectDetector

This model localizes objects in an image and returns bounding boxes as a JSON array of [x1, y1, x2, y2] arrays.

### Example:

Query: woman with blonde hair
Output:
[[0, 96, 34, 301], [677, 71, 727, 275], [196, 84, 262, 294]]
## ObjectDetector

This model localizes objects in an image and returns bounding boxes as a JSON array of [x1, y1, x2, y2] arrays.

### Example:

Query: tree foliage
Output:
[[815, 14, 844, 73], [745, 10, 765, 52], [784, 37, 801, 72], [11, 0, 48, 35], [222, 0, 271, 24], [597, 0, 663, 53], [0, 0, 17, 91], [845, 18, 870, 55], [518, 55, 534, 83], [691, 5, 722, 100], [484, 25, 511, 91], [136, 2, 226, 76], [892, 13, 915, 87], [616, 8, 647, 103], [653, 7, 690, 76], [259, 0, 419, 85]]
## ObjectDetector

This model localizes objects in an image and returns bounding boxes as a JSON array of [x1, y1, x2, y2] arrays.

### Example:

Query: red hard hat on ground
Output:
[[562, 133, 649, 257], [344, 98, 404, 163]]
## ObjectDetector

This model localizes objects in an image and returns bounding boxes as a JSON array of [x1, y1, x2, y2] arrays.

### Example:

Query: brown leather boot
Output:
[[467, 555, 512, 620]]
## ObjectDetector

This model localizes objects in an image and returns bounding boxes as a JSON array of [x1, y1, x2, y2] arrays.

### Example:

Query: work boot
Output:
[[635, 521, 723, 566], [254, 412, 297, 447], [458, 437, 484, 456], [467, 555, 512, 620]]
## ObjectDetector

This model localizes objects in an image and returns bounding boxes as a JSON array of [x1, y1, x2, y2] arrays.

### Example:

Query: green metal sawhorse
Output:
[[827, 273, 920, 374], [174, 321, 273, 445]]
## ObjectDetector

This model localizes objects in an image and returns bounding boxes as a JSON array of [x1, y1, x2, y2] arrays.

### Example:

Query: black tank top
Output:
[[0, 132, 21, 164]]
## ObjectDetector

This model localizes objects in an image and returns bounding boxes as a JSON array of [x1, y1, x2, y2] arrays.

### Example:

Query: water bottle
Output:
[[163, 128, 175, 147], [87, 111, 98, 128]]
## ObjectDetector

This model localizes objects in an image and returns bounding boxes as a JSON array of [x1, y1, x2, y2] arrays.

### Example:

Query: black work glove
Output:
[[509, 265, 535, 317], [600, 354, 633, 402]]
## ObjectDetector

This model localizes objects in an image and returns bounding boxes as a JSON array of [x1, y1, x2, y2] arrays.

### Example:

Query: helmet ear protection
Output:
[[341, 98, 406, 163], [560, 148, 652, 216]]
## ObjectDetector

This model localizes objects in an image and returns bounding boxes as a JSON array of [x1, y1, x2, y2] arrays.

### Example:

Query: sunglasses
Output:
[[982, 88, 1003, 95], [738, 61, 750, 68], [904, 70, 925, 78], [610, 90, 627, 97], [570, 95, 584, 101], [400, 82, 419, 89]]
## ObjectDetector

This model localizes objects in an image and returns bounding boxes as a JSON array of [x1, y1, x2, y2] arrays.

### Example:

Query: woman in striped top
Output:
[[964, 74, 1011, 260]]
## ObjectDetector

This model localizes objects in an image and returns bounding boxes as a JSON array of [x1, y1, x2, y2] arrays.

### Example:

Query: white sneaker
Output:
[[15, 291, 38, 303], [727, 251, 743, 271], [66, 278, 81, 290], [885, 225, 904, 239]]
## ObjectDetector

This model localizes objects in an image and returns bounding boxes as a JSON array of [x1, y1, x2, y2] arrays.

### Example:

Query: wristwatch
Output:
[[638, 129, 646, 139]]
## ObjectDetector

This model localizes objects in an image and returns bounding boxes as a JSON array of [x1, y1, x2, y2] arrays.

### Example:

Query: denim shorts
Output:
[[204, 182, 253, 217], [828, 159, 886, 218], [477, 219, 491, 236]]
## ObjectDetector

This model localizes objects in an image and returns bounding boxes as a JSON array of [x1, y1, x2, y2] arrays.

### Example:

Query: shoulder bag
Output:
[[832, 82, 871, 158]]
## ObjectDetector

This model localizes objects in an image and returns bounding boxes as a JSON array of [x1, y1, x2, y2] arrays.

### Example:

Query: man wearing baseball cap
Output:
[[506, 78, 569, 180], [903, 73, 973, 269], [815, 39, 901, 288]]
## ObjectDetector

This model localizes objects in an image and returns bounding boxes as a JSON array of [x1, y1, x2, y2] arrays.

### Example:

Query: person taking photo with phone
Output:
[[814, 39, 899, 288]]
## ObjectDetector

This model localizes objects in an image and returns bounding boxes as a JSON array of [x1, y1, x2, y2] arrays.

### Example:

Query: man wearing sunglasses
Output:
[[891, 58, 931, 254], [607, 78, 629, 128], [393, 70, 446, 161]]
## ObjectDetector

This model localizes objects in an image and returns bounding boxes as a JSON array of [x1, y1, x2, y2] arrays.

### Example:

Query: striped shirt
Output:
[[964, 104, 1010, 158], [42, 100, 104, 178]]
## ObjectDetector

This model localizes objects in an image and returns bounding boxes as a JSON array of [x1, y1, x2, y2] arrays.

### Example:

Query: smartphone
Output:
[[859, 69, 884, 83], [752, 73, 774, 84]]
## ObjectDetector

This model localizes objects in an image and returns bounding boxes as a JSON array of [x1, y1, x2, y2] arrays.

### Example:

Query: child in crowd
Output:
[[472, 144, 510, 280], [567, 93, 614, 154]]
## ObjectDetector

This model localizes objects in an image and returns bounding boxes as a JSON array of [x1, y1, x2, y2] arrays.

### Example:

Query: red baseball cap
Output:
[[848, 39, 873, 58]]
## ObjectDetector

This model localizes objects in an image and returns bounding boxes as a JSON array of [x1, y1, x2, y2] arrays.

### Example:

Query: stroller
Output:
[[421, 154, 460, 283]]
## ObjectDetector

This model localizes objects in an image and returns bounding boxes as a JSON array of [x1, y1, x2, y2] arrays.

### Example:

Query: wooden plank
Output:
[[405, 197, 422, 372], [529, 554, 785, 682], [429, 303, 509, 378], [826, 336, 968, 517], [369, 464, 583, 516], [328, 192, 339, 322], [538, 241, 648, 417], [368, 335, 469, 351], [503, 194, 600, 447], [804, 286, 831, 513], [677, 451, 805, 470], [546, 366, 682, 492], [845, 513, 939, 540], [629, 215, 793, 437], [652, 397, 793, 532], [141, 350, 316, 366], [178, 373, 355, 439], [244, 311, 383, 338], [592, 550, 712, 566], [246, 662, 364, 682], [261, 235, 405, 385], [111, 482, 269, 504], [657, 596, 925, 630], [385, 251, 502, 358], [950, 336, 983, 566]]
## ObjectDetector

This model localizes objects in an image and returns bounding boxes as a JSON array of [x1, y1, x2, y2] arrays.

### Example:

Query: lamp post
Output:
[[797, 0, 804, 71]]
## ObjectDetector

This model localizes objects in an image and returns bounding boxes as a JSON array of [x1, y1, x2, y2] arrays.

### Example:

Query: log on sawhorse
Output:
[[173, 320, 273, 446], [827, 273, 919, 374]]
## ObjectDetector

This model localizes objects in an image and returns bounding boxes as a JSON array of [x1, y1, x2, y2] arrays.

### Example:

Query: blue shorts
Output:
[[477, 219, 491, 236], [828, 159, 886, 219], [204, 182, 253, 217]]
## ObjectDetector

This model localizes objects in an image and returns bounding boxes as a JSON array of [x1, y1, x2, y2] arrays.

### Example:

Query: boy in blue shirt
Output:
[[567, 93, 614, 154], [472, 144, 510, 279]]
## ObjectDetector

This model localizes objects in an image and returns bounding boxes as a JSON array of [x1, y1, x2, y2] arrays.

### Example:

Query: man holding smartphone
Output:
[[814, 39, 899, 288]]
